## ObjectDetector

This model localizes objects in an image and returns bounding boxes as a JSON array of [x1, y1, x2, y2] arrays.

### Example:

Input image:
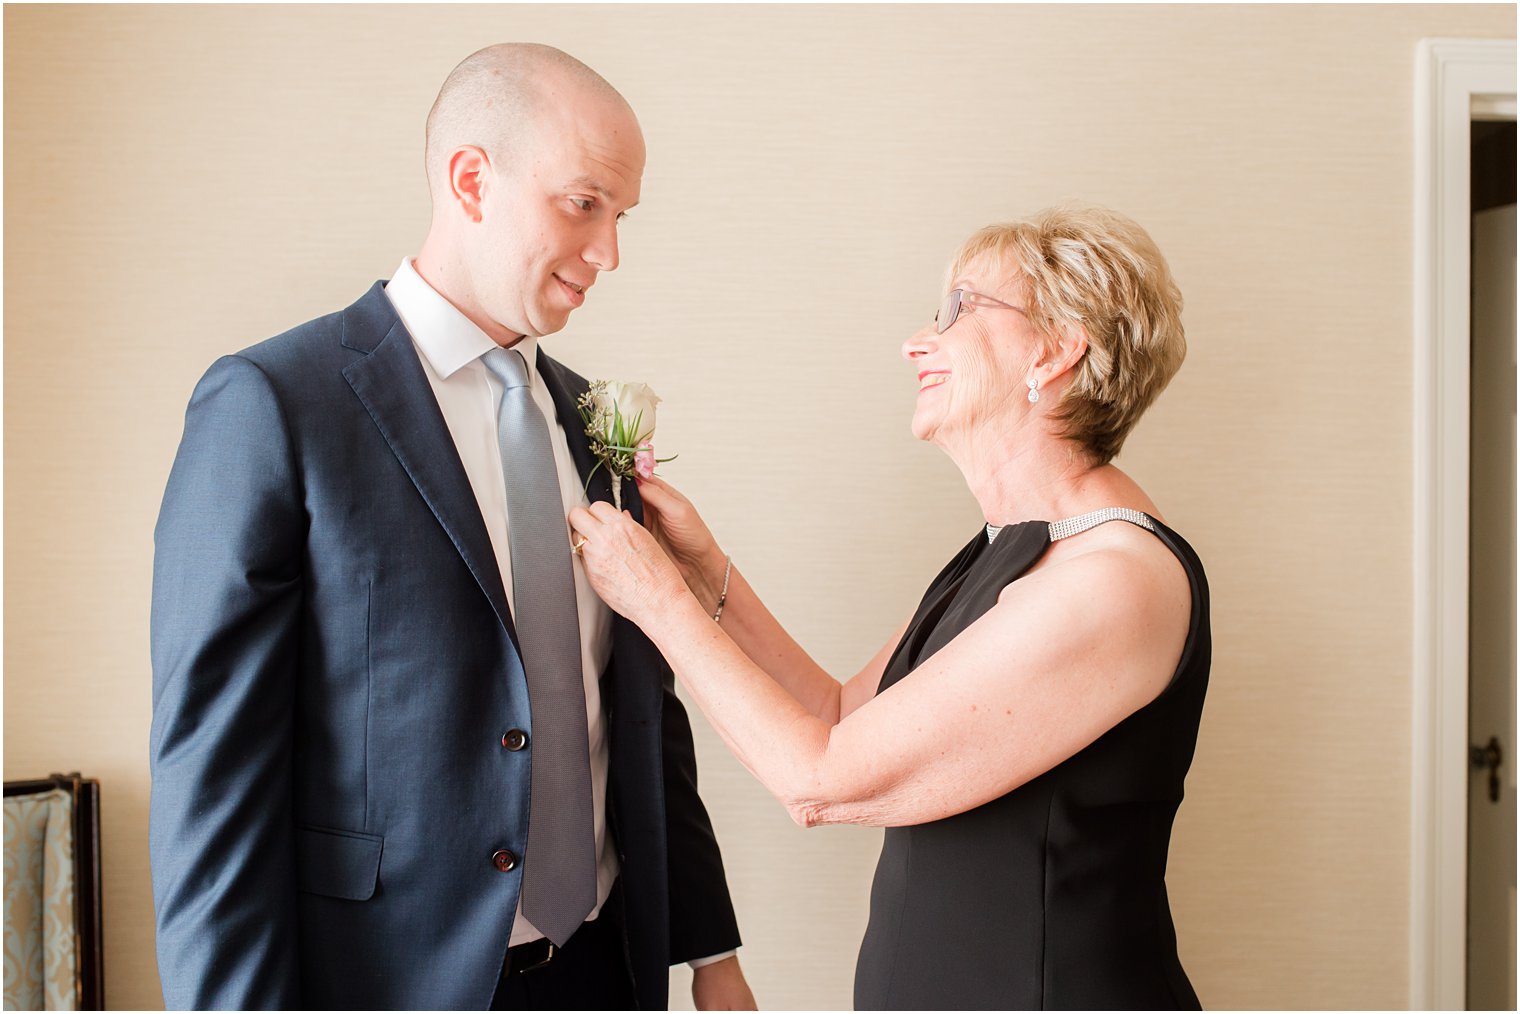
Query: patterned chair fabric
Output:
[[3, 776, 102, 1011], [4, 789, 78, 1010]]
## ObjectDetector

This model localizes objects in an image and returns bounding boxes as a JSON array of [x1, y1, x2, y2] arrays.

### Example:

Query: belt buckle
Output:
[[513, 940, 555, 974]]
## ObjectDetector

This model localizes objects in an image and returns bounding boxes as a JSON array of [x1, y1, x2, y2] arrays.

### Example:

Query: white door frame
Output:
[[1411, 36, 1516, 1012]]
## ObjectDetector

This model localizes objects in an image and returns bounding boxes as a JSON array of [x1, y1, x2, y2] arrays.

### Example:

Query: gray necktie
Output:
[[481, 346, 596, 946]]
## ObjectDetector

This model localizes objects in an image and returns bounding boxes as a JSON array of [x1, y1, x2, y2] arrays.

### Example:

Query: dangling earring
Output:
[[1027, 377, 1040, 404]]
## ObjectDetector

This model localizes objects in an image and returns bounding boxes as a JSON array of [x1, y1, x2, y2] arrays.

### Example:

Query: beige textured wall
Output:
[[4, 4, 1513, 1010]]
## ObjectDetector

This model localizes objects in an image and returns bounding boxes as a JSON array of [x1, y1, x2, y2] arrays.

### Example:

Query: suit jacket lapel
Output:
[[339, 283, 519, 651], [536, 352, 660, 708]]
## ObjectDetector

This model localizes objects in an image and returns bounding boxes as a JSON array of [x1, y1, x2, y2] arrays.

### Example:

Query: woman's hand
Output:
[[568, 501, 692, 629], [635, 474, 727, 607]]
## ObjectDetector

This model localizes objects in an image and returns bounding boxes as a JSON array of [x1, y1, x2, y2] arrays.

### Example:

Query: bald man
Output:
[[150, 45, 751, 1010]]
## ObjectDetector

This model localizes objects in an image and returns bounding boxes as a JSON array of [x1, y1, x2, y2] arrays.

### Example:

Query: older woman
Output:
[[569, 205, 1208, 1010]]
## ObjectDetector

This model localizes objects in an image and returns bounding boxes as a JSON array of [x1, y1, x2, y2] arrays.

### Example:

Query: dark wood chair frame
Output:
[[4, 773, 104, 1010]]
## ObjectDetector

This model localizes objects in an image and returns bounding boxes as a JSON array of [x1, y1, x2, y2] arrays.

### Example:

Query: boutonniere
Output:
[[577, 380, 676, 509]]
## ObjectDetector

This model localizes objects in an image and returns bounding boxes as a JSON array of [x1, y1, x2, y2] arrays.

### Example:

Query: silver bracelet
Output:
[[712, 555, 732, 624]]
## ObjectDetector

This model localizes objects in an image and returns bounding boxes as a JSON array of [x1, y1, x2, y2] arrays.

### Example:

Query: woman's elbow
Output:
[[782, 797, 830, 828], [778, 764, 868, 826], [776, 766, 832, 826], [782, 791, 907, 828], [774, 732, 872, 827], [777, 766, 842, 827]]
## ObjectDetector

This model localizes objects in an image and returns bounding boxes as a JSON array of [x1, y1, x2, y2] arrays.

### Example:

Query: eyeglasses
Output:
[[934, 288, 1027, 334]]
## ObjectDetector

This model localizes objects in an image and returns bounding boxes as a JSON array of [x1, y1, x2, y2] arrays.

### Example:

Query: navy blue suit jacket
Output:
[[149, 282, 740, 1009]]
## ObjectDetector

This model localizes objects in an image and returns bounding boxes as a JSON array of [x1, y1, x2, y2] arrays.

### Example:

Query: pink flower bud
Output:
[[634, 444, 656, 479]]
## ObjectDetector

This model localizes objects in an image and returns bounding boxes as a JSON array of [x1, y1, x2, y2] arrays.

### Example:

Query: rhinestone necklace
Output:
[[987, 507, 1155, 547]]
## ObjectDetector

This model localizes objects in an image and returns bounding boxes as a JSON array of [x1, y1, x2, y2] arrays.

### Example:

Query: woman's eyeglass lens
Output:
[[935, 289, 965, 335], [935, 288, 1025, 334]]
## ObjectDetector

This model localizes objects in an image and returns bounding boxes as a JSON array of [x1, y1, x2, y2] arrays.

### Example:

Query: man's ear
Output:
[[448, 146, 489, 223]]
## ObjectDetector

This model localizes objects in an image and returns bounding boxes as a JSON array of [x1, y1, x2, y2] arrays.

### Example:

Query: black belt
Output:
[[502, 937, 556, 976], [503, 881, 619, 978]]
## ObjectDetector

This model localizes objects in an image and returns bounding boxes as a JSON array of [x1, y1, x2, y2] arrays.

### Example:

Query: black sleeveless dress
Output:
[[853, 511, 1209, 1011]]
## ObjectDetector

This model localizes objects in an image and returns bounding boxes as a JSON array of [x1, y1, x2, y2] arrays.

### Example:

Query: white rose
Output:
[[604, 381, 661, 445]]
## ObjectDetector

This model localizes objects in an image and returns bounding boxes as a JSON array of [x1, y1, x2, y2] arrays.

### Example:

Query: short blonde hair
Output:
[[949, 205, 1186, 464]]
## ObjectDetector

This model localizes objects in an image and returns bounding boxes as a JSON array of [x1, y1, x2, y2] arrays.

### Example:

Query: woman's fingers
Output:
[[637, 479, 697, 529], [587, 499, 624, 523], [637, 472, 691, 509], [659, 475, 694, 507], [566, 496, 687, 626], [568, 504, 597, 535], [635, 476, 673, 511], [574, 501, 649, 562]]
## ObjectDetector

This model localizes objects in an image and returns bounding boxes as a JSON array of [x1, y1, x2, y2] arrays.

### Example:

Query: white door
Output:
[[1467, 200, 1516, 1011]]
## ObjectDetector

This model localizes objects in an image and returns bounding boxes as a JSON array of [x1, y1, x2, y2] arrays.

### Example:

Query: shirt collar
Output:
[[384, 258, 539, 381]]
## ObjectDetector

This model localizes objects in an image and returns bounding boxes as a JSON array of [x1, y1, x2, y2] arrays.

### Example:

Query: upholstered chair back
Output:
[[3, 776, 103, 1011]]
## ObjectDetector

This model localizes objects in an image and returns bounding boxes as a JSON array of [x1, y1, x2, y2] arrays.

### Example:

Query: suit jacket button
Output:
[[492, 849, 518, 873], [502, 729, 528, 751]]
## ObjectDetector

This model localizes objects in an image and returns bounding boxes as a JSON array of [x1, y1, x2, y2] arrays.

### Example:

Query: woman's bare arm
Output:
[[638, 476, 906, 724], [690, 557, 908, 724], [572, 503, 1190, 828]]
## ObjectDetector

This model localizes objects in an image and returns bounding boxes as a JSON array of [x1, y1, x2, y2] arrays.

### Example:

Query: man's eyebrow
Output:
[[564, 175, 638, 213], [565, 175, 613, 198]]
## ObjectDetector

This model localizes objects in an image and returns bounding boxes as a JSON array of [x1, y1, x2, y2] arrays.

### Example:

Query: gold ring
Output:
[[571, 535, 589, 555]]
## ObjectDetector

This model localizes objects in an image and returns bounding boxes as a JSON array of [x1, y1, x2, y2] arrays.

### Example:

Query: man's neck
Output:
[[410, 249, 526, 349]]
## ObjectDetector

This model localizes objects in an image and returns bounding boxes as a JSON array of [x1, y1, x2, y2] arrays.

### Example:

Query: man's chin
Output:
[[528, 310, 573, 339]]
